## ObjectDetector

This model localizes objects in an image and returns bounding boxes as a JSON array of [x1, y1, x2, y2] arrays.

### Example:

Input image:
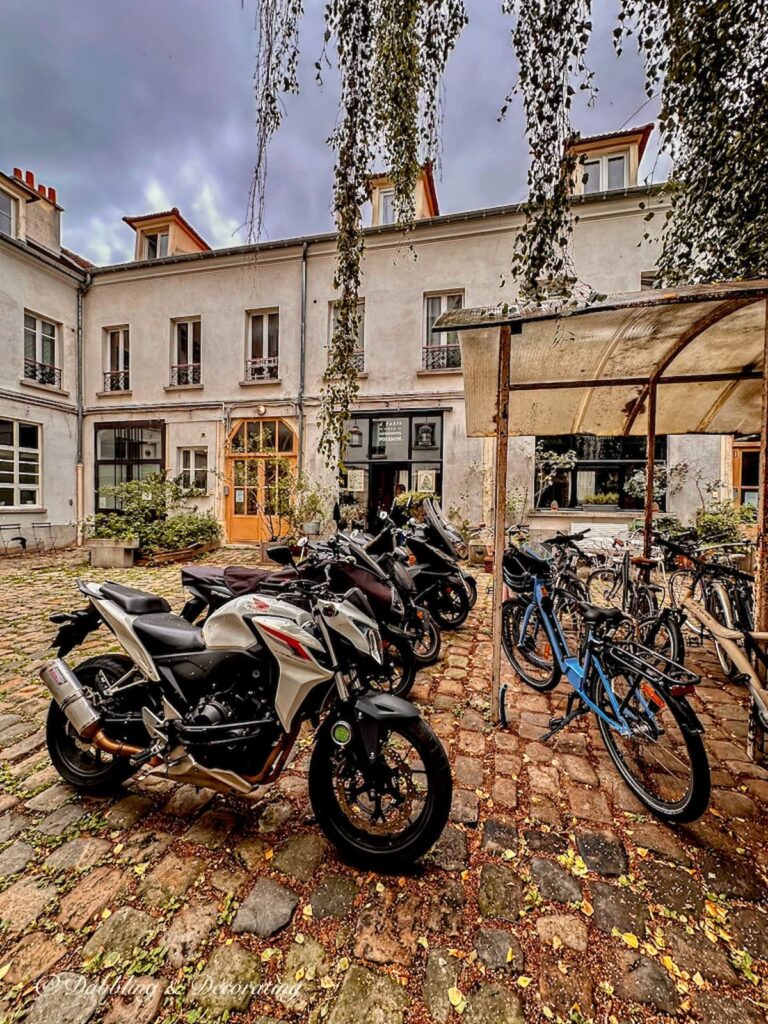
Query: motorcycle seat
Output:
[[224, 565, 295, 594], [181, 565, 226, 584], [101, 581, 170, 616], [133, 612, 205, 654]]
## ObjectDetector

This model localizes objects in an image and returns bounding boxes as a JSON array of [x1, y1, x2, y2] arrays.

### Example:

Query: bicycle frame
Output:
[[518, 578, 639, 737]]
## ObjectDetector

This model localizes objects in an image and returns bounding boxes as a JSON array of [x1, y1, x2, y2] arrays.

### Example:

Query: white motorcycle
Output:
[[41, 573, 451, 868]]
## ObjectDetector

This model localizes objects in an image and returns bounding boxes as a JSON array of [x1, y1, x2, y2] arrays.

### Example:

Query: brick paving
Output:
[[0, 549, 765, 1023]]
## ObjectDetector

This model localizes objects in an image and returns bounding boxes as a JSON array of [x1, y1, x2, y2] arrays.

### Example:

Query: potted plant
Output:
[[581, 492, 620, 511], [287, 473, 332, 538]]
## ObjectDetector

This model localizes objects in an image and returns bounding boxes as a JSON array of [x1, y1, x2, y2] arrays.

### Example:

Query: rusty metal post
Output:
[[755, 300, 768, 634], [491, 324, 512, 724], [643, 379, 657, 560]]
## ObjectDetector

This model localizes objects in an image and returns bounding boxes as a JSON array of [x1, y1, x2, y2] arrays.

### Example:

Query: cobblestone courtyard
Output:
[[0, 549, 765, 1024]]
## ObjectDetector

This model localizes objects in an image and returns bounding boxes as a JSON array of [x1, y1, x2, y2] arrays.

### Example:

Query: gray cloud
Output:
[[0, 0, 662, 265]]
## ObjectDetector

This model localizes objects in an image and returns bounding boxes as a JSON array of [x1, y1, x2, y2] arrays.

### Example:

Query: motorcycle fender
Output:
[[353, 693, 420, 761]]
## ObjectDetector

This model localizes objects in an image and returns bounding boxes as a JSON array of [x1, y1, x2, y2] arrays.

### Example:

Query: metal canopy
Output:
[[434, 279, 768, 723], [434, 280, 768, 438]]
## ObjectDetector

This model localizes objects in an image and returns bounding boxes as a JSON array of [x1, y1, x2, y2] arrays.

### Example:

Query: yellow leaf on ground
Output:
[[622, 932, 639, 949], [517, 976, 532, 988]]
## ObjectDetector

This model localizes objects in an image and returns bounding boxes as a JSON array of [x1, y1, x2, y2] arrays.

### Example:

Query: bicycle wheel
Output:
[[501, 600, 561, 691], [633, 585, 659, 620], [553, 578, 587, 642], [590, 669, 709, 823], [669, 569, 706, 638], [586, 568, 623, 609], [638, 614, 685, 665], [706, 585, 737, 678]]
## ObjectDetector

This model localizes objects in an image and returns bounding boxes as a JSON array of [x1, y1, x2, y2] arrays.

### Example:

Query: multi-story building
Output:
[[0, 127, 743, 548]]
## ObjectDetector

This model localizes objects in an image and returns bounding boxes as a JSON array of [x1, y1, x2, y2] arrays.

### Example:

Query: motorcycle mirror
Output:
[[266, 545, 295, 567], [378, 510, 388, 521], [332, 501, 341, 524], [298, 536, 308, 548]]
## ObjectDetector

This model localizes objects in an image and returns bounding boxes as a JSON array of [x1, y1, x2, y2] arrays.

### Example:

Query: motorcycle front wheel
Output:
[[364, 638, 416, 698], [430, 581, 471, 630], [309, 717, 452, 869], [409, 618, 442, 666]]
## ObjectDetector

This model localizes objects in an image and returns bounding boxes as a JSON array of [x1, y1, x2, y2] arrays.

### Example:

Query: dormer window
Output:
[[144, 231, 169, 260], [379, 189, 396, 225], [0, 190, 15, 237], [582, 152, 628, 194]]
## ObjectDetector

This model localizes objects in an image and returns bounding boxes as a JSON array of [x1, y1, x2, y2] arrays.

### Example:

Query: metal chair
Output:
[[31, 523, 55, 554], [0, 524, 25, 556]]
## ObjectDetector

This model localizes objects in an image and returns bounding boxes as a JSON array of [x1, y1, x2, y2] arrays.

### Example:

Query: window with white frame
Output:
[[246, 310, 279, 380], [582, 152, 628, 194], [178, 447, 208, 491], [0, 190, 16, 237], [23, 312, 60, 388], [0, 419, 41, 507], [424, 292, 463, 369], [379, 189, 396, 225], [171, 318, 201, 385], [143, 232, 169, 259], [331, 301, 365, 372], [103, 326, 130, 391]]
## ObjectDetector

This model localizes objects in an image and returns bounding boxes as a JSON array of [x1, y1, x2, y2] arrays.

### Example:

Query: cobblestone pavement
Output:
[[0, 549, 765, 1024]]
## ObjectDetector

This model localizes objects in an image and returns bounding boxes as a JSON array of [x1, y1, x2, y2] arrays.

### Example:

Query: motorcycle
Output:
[[41, 574, 452, 868]]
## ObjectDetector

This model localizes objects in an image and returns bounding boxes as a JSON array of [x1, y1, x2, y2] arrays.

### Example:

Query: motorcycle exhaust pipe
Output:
[[41, 659, 103, 739]]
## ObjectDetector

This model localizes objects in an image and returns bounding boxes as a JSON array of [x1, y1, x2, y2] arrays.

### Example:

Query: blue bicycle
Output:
[[500, 541, 710, 823]]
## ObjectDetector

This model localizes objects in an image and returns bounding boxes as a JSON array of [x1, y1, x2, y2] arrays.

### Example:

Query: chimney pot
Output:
[[38, 184, 46, 196], [13, 168, 22, 180], [25, 170, 35, 189], [47, 187, 57, 204]]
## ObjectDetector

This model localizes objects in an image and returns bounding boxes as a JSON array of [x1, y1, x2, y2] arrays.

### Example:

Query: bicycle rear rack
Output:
[[601, 638, 701, 690]]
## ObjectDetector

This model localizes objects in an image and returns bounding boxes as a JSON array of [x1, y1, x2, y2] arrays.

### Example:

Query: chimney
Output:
[[25, 170, 35, 189], [38, 184, 46, 197], [47, 187, 57, 205], [13, 168, 22, 180]]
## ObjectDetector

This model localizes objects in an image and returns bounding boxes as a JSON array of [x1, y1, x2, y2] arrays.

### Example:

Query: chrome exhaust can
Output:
[[40, 659, 102, 739]]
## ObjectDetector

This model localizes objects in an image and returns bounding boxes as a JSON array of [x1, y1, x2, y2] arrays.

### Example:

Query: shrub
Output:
[[695, 498, 743, 544], [581, 492, 619, 505], [91, 473, 220, 553]]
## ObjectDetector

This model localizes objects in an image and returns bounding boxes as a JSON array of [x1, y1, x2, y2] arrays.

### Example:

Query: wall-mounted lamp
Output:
[[349, 422, 363, 448]]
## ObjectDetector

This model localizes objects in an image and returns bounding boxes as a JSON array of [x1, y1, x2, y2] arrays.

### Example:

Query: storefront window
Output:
[[94, 422, 164, 510]]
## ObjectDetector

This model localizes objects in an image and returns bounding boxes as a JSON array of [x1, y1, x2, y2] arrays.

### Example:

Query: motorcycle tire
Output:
[[410, 618, 442, 667], [46, 656, 139, 793], [430, 581, 471, 630], [309, 715, 452, 869]]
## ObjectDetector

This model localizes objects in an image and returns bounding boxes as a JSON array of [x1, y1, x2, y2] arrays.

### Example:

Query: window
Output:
[[733, 438, 759, 508], [23, 312, 61, 388], [178, 447, 208, 491], [424, 292, 463, 369], [582, 153, 627, 194], [0, 420, 41, 507], [535, 434, 668, 511], [171, 318, 201, 386], [103, 327, 130, 392], [0, 190, 15, 237], [379, 189, 395, 225], [94, 423, 164, 510], [144, 232, 169, 259], [331, 302, 365, 372], [246, 310, 279, 381]]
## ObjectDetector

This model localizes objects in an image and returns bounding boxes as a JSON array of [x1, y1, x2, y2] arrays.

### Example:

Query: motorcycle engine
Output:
[[185, 686, 281, 775]]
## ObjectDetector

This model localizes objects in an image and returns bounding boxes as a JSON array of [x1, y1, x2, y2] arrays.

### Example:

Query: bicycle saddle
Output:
[[578, 603, 624, 628]]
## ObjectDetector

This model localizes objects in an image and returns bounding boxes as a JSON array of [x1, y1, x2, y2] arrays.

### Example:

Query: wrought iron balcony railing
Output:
[[351, 350, 365, 373], [24, 359, 62, 389], [244, 356, 279, 381], [422, 344, 462, 371], [103, 369, 130, 392], [170, 363, 202, 387]]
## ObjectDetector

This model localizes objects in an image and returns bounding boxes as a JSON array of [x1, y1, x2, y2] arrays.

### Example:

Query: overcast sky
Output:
[[0, 0, 663, 265]]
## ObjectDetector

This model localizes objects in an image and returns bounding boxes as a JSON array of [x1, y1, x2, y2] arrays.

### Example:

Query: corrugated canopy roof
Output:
[[433, 280, 768, 438]]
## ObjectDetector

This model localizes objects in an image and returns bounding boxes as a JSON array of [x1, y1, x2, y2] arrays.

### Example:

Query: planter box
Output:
[[468, 539, 487, 565], [582, 504, 619, 512], [302, 521, 321, 536], [135, 540, 220, 567], [87, 537, 139, 569]]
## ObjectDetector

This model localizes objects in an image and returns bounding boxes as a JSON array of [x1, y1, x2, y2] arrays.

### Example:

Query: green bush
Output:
[[695, 498, 743, 544], [91, 474, 220, 553], [581, 492, 619, 505]]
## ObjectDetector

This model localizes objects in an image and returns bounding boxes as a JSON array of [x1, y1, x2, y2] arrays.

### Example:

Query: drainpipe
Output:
[[75, 272, 91, 546], [297, 241, 308, 471]]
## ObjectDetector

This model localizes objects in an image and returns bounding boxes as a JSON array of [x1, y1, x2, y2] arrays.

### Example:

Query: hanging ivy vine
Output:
[[249, 0, 768, 463]]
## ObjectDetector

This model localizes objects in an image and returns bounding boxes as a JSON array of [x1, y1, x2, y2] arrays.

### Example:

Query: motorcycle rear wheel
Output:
[[309, 716, 451, 869], [410, 619, 442, 667], [46, 656, 138, 793], [365, 638, 416, 698], [430, 582, 471, 630]]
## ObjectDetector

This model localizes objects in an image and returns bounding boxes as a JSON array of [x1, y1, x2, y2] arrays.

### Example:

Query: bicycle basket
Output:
[[503, 542, 552, 591]]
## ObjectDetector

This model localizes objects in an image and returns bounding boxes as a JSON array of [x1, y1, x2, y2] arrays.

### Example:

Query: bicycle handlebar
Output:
[[656, 536, 754, 583]]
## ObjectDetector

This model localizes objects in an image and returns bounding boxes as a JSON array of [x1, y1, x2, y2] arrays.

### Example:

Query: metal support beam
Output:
[[643, 380, 657, 560], [491, 324, 512, 724], [755, 300, 768, 635]]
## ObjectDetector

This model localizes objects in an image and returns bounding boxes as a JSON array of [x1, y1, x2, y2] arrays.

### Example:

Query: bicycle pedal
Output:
[[540, 717, 565, 741]]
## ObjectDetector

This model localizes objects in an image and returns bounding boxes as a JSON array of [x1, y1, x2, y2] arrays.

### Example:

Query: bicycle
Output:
[[499, 540, 709, 822], [586, 546, 685, 664], [659, 538, 768, 764]]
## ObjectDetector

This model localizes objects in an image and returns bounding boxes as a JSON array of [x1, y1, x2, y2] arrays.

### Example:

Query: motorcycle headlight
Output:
[[391, 589, 404, 615]]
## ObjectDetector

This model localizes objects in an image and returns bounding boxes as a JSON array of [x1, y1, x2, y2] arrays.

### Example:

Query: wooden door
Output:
[[225, 418, 297, 542]]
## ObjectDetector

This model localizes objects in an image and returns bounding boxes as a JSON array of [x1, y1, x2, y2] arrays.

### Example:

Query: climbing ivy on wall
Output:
[[249, 0, 768, 463]]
